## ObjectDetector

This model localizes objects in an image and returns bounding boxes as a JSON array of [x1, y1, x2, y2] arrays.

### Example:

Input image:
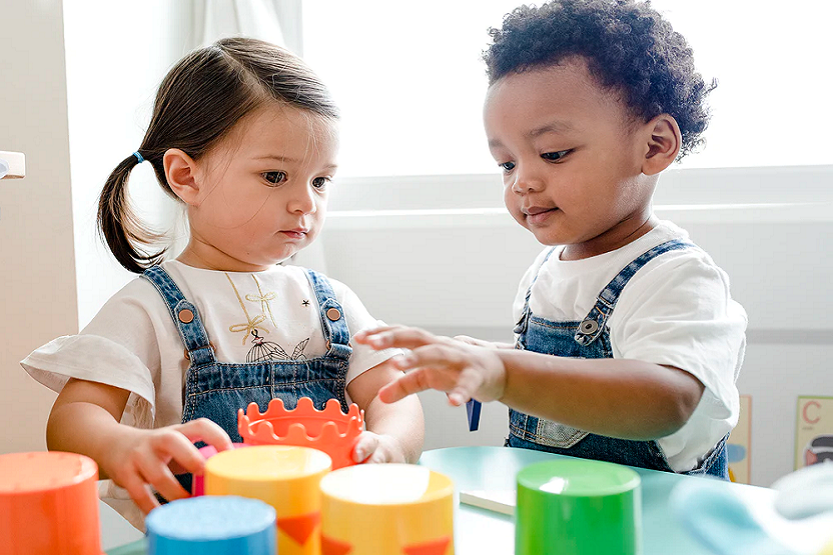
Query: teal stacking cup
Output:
[[516, 458, 642, 555], [146, 495, 276, 555]]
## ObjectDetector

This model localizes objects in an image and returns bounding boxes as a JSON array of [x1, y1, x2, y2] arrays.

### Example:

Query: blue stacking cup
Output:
[[146, 495, 276, 555]]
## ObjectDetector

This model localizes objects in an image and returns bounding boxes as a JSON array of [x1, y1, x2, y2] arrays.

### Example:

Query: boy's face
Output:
[[484, 58, 657, 259]]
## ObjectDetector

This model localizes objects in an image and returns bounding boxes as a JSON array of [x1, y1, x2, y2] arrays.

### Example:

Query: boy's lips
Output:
[[523, 206, 559, 225]]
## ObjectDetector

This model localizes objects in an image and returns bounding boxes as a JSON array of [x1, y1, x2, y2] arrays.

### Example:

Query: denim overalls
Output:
[[507, 239, 729, 478], [141, 266, 351, 444]]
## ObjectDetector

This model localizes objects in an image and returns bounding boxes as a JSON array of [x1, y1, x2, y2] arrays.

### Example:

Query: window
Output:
[[303, 1, 833, 178]]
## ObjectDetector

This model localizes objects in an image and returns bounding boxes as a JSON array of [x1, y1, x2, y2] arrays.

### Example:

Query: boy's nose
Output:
[[511, 168, 546, 194]]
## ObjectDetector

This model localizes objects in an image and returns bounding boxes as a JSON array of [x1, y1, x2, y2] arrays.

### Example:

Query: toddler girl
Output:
[[22, 37, 424, 529]]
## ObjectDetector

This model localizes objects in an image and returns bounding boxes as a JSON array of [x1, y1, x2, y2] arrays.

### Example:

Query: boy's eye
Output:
[[499, 161, 516, 172], [263, 171, 287, 186], [312, 177, 331, 190], [541, 150, 571, 162]]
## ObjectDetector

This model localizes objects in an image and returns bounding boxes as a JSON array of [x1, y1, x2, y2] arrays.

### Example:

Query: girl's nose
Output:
[[288, 183, 317, 214]]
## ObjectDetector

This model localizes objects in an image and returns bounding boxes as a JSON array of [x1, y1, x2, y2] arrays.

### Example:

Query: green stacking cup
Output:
[[516, 458, 642, 555]]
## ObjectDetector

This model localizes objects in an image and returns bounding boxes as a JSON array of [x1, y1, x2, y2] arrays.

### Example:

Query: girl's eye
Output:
[[541, 150, 571, 162], [499, 161, 516, 173], [312, 176, 331, 190], [263, 171, 287, 186]]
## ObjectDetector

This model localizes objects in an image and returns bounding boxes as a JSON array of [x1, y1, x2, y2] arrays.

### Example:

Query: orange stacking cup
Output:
[[0, 451, 102, 555]]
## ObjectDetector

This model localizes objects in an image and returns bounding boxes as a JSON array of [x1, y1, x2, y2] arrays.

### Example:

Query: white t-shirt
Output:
[[512, 221, 747, 473], [21, 260, 397, 529]]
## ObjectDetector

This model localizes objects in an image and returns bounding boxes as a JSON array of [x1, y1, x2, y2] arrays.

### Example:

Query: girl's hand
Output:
[[352, 431, 408, 464], [354, 326, 507, 406], [103, 418, 233, 514]]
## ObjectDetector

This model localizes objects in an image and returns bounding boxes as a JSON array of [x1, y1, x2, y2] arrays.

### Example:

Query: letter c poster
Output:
[[795, 396, 833, 470]]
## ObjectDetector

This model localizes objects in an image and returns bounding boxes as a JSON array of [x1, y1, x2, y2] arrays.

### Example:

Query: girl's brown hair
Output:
[[98, 37, 339, 273]]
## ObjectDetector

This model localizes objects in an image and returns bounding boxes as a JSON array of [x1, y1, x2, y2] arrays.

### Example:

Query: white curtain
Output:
[[192, 0, 304, 55]]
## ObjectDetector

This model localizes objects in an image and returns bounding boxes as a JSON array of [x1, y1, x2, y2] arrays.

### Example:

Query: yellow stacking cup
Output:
[[320, 463, 455, 555], [204, 445, 331, 555]]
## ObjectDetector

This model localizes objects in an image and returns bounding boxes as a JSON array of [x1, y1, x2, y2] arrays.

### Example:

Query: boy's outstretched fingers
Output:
[[354, 325, 441, 350], [378, 372, 422, 404], [360, 324, 507, 404], [377, 365, 479, 406]]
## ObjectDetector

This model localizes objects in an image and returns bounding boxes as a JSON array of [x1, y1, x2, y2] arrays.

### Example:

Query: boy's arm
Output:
[[355, 326, 704, 441], [347, 363, 425, 464], [496, 349, 704, 440], [454, 335, 515, 350]]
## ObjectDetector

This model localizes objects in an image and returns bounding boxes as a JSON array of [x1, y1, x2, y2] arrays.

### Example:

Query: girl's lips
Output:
[[281, 229, 308, 239]]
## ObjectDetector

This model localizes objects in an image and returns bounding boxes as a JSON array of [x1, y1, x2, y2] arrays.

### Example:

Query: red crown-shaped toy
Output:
[[238, 397, 364, 469]]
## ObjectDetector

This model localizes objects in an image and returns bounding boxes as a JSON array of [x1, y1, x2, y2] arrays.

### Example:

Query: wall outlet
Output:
[[0, 151, 26, 179]]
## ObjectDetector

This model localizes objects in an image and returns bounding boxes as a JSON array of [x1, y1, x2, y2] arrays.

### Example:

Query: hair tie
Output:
[[133, 151, 145, 164]]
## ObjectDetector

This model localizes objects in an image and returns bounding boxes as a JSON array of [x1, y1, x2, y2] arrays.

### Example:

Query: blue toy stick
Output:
[[466, 399, 481, 431]]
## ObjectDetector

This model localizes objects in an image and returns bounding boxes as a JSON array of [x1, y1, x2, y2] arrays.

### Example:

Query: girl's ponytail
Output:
[[97, 152, 166, 273]]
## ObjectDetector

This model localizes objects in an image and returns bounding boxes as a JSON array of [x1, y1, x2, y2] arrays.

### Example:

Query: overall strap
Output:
[[514, 247, 559, 337], [141, 266, 216, 366], [574, 239, 695, 346], [305, 269, 351, 361]]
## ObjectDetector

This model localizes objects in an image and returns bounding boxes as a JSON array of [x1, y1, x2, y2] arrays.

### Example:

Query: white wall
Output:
[[63, 1, 193, 329], [320, 166, 833, 488], [0, 0, 77, 455]]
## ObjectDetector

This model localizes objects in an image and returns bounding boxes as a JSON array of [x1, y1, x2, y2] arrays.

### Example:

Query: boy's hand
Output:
[[454, 335, 515, 349], [352, 431, 407, 464], [103, 418, 233, 514], [354, 326, 507, 406]]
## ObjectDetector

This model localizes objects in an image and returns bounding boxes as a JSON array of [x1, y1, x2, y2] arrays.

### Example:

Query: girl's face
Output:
[[484, 58, 658, 260], [183, 104, 338, 272]]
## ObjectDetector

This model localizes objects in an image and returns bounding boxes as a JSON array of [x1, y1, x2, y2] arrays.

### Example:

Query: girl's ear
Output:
[[641, 114, 682, 176], [164, 148, 202, 206]]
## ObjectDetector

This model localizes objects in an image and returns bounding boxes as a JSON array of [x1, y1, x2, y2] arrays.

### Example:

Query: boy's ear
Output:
[[641, 114, 682, 176], [164, 148, 202, 206]]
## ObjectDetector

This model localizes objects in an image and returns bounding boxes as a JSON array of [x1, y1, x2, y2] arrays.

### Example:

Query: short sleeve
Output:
[[330, 280, 402, 384], [611, 254, 747, 418], [20, 278, 165, 427]]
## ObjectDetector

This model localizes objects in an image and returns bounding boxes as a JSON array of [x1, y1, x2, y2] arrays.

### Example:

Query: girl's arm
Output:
[[355, 326, 704, 441], [347, 363, 425, 464], [47, 378, 233, 513]]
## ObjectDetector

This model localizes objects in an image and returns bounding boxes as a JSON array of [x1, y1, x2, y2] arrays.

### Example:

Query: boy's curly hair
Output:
[[484, 0, 715, 159]]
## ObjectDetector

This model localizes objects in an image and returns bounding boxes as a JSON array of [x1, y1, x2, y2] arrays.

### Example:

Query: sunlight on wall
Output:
[[304, 0, 833, 177]]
